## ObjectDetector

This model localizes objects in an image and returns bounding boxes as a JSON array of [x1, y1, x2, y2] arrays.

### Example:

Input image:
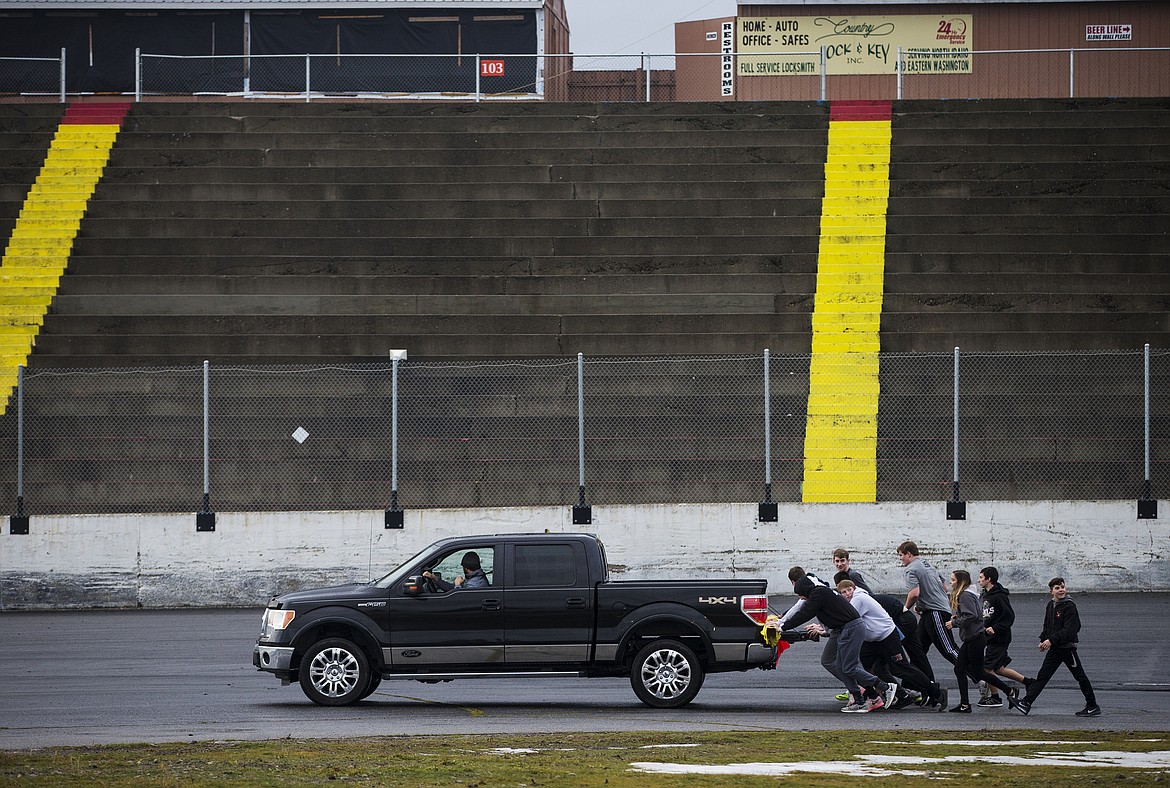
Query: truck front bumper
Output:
[[253, 644, 295, 673]]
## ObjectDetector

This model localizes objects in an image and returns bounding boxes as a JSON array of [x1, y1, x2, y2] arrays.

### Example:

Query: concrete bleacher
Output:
[[0, 98, 1167, 513], [878, 98, 1170, 500], [0, 105, 61, 273], [883, 98, 1170, 351], [34, 102, 826, 363]]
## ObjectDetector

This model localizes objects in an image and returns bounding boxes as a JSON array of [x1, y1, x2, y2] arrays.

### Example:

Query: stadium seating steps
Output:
[[0, 98, 1167, 512]]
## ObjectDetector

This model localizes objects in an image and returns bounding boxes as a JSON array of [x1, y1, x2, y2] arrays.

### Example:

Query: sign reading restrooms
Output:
[[737, 15, 972, 76]]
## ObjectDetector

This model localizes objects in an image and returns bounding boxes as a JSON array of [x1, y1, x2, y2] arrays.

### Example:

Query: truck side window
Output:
[[429, 547, 494, 587], [514, 544, 576, 586]]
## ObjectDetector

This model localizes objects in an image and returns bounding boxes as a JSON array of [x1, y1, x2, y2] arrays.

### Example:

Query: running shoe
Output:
[[882, 682, 899, 710], [841, 701, 868, 713], [891, 690, 920, 710], [1075, 705, 1102, 717], [935, 687, 949, 712], [865, 695, 886, 712], [977, 695, 1003, 707]]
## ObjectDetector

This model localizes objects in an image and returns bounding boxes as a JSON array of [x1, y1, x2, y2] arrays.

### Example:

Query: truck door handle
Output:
[[482, 599, 501, 611], [566, 597, 586, 609]]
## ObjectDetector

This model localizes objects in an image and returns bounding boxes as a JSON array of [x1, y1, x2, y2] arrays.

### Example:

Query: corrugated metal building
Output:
[[677, 1, 1169, 101]]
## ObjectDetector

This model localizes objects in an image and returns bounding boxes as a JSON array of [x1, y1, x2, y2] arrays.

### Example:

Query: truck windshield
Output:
[[370, 544, 437, 589]]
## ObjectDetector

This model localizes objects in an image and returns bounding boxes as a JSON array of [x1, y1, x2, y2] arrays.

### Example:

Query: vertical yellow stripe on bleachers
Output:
[[0, 122, 120, 412], [802, 118, 892, 502]]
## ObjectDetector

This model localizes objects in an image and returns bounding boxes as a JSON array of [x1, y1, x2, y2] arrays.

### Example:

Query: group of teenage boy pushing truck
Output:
[[771, 541, 1100, 716]]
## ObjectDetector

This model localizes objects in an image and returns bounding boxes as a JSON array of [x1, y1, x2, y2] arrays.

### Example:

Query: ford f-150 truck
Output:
[[253, 532, 780, 708]]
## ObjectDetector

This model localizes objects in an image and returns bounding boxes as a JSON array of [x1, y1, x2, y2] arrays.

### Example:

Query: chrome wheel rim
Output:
[[640, 648, 692, 700], [309, 647, 361, 698]]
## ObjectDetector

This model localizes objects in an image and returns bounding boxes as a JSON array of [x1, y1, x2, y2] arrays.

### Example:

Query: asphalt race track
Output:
[[1, 593, 1167, 750]]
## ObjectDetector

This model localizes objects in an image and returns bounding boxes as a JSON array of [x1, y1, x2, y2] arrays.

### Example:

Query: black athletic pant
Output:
[[1024, 646, 1097, 707], [862, 632, 941, 703], [954, 632, 1013, 705], [917, 608, 959, 669], [896, 611, 935, 682]]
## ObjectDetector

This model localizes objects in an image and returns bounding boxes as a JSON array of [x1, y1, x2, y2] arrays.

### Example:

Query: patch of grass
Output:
[[1, 730, 1167, 786]]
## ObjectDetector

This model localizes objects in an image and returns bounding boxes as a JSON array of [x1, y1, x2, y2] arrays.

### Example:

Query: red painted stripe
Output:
[[61, 102, 131, 126], [830, 100, 892, 122]]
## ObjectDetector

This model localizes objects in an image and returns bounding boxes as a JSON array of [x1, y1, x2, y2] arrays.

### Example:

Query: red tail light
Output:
[[741, 595, 769, 625]]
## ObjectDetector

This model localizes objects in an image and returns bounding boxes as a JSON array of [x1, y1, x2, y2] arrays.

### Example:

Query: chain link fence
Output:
[[136, 52, 655, 102], [0, 52, 65, 101], [4, 48, 1165, 103], [0, 350, 1164, 516], [129, 48, 1170, 103]]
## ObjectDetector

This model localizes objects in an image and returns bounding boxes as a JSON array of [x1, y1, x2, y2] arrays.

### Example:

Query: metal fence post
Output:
[[196, 360, 216, 531], [947, 346, 967, 519], [1069, 48, 1075, 98], [59, 47, 66, 103], [759, 349, 778, 522], [385, 349, 406, 528], [573, 352, 591, 524], [897, 46, 903, 100], [820, 47, 827, 101], [475, 54, 481, 102], [305, 54, 311, 103], [135, 47, 141, 103], [1139, 343, 1158, 518], [10, 365, 29, 534], [644, 53, 651, 102]]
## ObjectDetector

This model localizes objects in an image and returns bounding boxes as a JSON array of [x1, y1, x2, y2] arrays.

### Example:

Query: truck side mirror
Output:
[[403, 575, 425, 596]]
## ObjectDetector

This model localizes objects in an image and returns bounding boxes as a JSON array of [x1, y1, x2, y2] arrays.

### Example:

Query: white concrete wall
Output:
[[1, 500, 1166, 610]]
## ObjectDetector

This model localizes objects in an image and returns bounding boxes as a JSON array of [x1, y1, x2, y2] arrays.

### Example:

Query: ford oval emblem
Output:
[[401, 649, 422, 658]]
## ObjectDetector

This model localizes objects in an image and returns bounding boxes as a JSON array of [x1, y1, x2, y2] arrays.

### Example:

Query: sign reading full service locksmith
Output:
[[737, 15, 972, 76]]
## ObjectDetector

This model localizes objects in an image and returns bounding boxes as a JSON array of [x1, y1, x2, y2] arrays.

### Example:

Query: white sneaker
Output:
[[883, 682, 899, 709], [841, 701, 868, 713]]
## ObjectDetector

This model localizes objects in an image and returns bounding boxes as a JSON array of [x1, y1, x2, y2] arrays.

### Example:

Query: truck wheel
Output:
[[630, 639, 704, 708], [359, 674, 382, 700], [299, 638, 370, 706]]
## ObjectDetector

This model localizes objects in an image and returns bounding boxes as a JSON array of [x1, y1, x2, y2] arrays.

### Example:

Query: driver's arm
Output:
[[422, 570, 455, 592]]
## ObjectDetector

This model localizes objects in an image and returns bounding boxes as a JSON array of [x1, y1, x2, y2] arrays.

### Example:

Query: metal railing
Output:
[[1, 348, 1165, 517], [2, 47, 1165, 103], [898, 47, 1170, 100], [0, 49, 65, 103], [133, 51, 717, 103], [130, 47, 1169, 103]]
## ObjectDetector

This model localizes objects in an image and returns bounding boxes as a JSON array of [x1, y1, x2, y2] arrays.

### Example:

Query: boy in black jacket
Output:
[[978, 566, 1032, 706], [1015, 577, 1100, 717]]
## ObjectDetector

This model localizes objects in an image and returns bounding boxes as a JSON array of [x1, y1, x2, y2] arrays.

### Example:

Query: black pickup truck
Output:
[[253, 532, 778, 708]]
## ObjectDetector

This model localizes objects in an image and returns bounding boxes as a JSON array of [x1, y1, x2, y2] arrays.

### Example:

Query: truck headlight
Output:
[[262, 609, 295, 639]]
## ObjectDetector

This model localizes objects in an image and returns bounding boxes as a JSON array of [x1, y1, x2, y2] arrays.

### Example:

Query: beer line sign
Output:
[[1086, 24, 1132, 41]]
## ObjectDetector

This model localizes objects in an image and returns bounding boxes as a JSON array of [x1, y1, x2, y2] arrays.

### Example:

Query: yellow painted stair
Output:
[[0, 102, 129, 413], [803, 102, 893, 502]]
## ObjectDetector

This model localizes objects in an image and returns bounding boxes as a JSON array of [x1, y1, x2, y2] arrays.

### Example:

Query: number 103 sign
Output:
[[480, 59, 506, 77]]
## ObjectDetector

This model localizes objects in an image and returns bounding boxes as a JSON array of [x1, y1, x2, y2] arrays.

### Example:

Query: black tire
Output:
[[630, 638, 704, 708], [299, 637, 371, 706]]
